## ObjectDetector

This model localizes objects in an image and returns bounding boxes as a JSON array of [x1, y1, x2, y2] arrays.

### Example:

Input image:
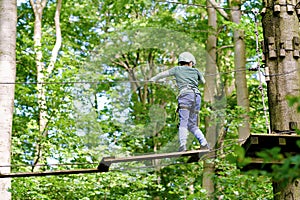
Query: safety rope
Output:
[[2, 66, 300, 85], [253, 10, 271, 134]]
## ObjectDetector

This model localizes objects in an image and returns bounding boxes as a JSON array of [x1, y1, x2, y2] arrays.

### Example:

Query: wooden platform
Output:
[[0, 149, 209, 178], [241, 133, 300, 171]]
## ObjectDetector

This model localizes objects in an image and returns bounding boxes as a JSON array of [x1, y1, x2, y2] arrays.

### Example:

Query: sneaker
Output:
[[178, 145, 187, 152]]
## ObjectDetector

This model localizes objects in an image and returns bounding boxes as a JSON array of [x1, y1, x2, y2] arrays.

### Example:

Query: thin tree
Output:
[[208, 0, 251, 141], [203, 0, 250, 197], [29, 0, 62, 170], [230, 0, 250, 140], [0, 0, 17, 198], [203, 0, 218, 198]]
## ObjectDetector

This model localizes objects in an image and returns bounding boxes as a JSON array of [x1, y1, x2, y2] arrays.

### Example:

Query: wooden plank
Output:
[[98, 149, 210, 171], [103, 150, 209, 163], [0, 150, 210, 178], [249, 158, 285, 164], [248, 133, 299, 137], [0, 168, 100, 178], [241, 157, 297, 172]]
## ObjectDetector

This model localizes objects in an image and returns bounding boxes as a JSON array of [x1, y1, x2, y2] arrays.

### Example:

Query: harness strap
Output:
[[177, 105, 199, 114]]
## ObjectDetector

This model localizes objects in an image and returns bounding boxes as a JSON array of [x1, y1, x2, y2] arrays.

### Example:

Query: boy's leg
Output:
[[188, 115, 208, 147], [193, 129, 209, 147], [178, 108, 189, 151], [188, 94, 209, 148], [178, 127, 188, 151], [178, 93, 193, 151]]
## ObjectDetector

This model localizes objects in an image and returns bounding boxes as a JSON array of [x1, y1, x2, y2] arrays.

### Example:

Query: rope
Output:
[[253, 10, 271, 134], [1, 65, 299, 85], [0, 162, 99, 168], [156, 0, 253, 13]]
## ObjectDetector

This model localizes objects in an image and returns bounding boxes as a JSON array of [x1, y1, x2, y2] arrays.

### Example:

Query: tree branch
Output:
[[41, 0, 47, 8], [30, 0, 47, 15], [29, 0, 36, 13], [216, 45, 234, 52], [111, 57, 129, 70], [47, 0, 62, 75], [207, 0, 229, 20]]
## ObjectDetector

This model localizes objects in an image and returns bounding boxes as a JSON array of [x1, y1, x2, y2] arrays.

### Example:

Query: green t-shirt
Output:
[[150, 66, 205, 95]]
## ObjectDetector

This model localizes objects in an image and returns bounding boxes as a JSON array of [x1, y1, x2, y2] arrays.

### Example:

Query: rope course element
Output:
[[0, 138, 245, 178], [263, 68, 299, 77], [157, 0, 251, 12], [0, 162, 99, 168], [1, 66, 298, 85], [0, 138, 245, 169], [253, 11, 271, 134], [0, 150, 208, 178]]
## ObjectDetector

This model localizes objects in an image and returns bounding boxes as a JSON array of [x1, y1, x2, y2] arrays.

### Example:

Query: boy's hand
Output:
[[148, 78, 156, 83]]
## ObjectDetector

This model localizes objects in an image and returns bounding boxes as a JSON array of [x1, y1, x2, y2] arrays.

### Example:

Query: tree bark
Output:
[[203, 1, 218, 198], [262, 1, 300, 133], [273, 179, 300, 200], [0, 0, 17, 199], [30, 0, 47, 171], [204, 0, 218, 148], [262, 1, 300, 198], [230, 0, 251, 141]]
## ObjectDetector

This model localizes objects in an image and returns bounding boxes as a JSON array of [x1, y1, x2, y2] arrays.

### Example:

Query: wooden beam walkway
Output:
[[0, 149, 209, 178]]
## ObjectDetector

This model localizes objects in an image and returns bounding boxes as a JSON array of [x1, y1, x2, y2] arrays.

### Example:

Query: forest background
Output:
[[2, 0, 299, 199]]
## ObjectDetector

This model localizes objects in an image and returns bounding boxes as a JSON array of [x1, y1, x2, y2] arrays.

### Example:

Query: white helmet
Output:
[[178, 52, 196, 66]]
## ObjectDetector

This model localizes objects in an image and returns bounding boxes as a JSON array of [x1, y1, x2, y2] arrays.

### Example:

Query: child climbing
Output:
[[150, 52, 210, 151]]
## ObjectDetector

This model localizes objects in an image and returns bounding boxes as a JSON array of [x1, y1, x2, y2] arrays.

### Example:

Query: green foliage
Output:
[[226, 145, 252, 168], [11, 172, 163, 199], [287, 95, 300, 114], [248, 78, 270, 133], [251, 145, 300, 186], [158, 163, 208, 199], [11, 0, 276, 199], [215, 166, 273, 200]]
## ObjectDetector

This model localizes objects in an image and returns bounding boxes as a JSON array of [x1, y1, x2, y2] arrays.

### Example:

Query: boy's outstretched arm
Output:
[[149, 70, 171, 82]]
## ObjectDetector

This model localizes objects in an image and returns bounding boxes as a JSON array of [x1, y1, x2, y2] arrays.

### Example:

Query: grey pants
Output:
[[178, 93, 208, 147]]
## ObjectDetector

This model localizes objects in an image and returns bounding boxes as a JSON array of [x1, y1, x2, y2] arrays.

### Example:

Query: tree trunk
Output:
[[261, 0, 300, 198], [230, 0, 251, 141], [203, 160, 215, 198], [203, 1, 218, 198], [262, 1, 300, 133], [0, 0, 17, 199], [30, 0, 62, 171], [205, 1, 218, 149], [273, 179, 300, 200], [30, 0, 47, 171]]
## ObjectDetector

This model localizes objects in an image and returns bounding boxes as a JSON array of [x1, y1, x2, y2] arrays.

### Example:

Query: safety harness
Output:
[[176, 84, 200, 126]]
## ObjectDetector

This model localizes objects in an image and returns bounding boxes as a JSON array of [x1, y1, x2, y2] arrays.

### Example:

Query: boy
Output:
[[150, 52, 209, 151]]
